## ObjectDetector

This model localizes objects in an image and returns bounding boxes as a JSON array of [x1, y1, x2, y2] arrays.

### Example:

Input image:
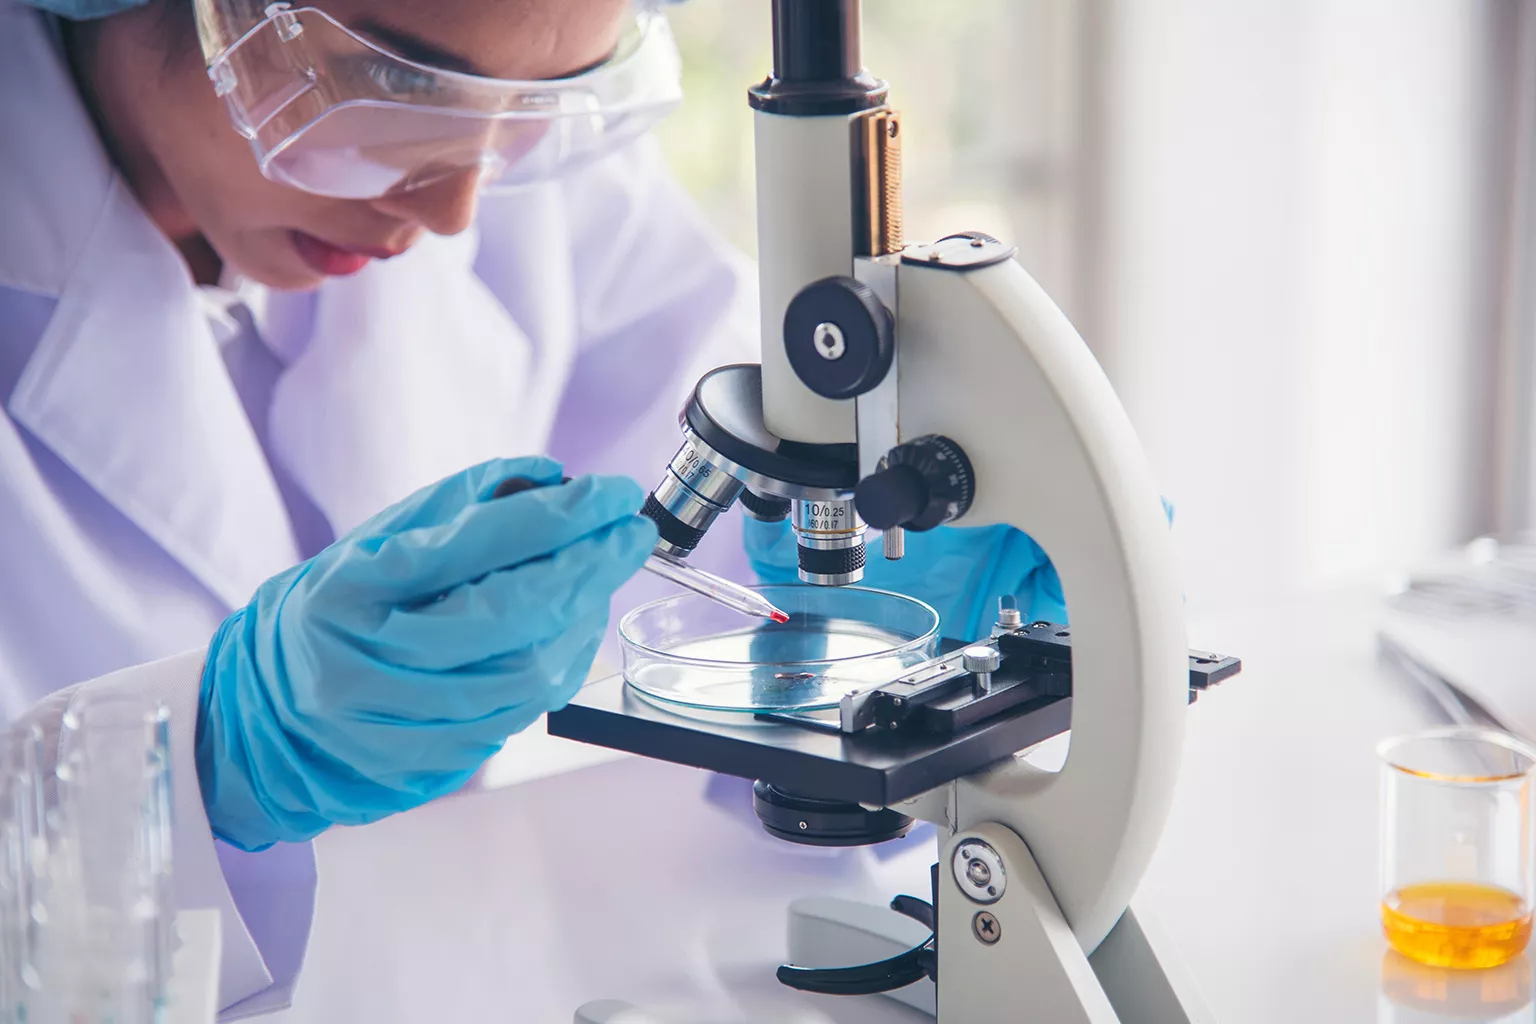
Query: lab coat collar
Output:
[[265, 228, 564, 537], [1, 9, 302, 608]]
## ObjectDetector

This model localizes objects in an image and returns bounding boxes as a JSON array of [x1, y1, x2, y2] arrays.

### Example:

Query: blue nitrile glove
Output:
[[744, 518, 1066, 643], [745, 498, 1175, 642], [196, 457, 656, 851]]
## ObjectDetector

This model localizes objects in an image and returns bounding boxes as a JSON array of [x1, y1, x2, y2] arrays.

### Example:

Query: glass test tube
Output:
[[1379, 728, 1536, 969]]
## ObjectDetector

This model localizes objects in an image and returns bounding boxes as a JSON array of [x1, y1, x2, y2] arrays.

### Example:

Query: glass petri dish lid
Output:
[[619, 585, 940, 713]]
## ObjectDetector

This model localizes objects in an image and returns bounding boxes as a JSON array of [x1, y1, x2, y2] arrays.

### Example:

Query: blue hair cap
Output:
[[18, 0, 150, 19]]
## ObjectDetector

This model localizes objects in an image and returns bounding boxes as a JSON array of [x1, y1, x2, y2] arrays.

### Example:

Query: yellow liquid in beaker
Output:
[[1382, 881, 1533, 969]]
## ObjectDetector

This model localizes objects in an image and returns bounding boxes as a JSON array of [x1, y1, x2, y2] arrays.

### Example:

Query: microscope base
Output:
[[572, 848, 1212, 1024], [786, 896, 935, 1015], [1090, 903, 1215, 1024], [786, 864, 1211, 1023]]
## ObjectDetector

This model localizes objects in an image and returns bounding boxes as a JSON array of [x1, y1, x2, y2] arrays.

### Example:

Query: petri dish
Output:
[[619, 585, 940, 713]]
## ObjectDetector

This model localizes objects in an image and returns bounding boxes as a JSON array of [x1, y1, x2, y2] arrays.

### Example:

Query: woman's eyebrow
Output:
[[350, 16, 620, 82], [350, 18, 488, 77]]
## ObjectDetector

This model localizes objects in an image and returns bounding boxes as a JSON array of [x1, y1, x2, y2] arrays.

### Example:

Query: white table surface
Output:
[[267, 588, 1534, 1023]]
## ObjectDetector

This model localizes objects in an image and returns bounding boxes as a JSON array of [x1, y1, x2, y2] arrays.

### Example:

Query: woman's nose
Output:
[[370, 168, 483, 236]]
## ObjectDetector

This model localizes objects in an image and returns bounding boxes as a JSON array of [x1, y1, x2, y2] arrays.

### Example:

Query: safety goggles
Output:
[[194, 1, 683, 199]]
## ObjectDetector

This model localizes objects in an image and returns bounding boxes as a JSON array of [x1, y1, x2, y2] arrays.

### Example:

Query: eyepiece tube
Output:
[[771, 0, 862, 83]]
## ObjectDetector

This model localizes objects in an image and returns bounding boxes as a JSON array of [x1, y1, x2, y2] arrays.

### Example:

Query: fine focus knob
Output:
[[854, 435, 975, 532]]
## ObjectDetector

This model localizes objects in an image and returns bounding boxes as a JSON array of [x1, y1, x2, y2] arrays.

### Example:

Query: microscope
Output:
[[550, 2, 1242, 1020]]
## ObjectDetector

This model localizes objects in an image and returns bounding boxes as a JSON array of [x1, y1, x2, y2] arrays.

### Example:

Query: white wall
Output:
[[1495, 1, 1536, 538], [1087, 0, 1515, 609]]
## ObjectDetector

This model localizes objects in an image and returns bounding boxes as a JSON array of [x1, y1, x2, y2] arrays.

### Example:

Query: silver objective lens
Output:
[[792, 498, 866, 586], [643, 440, 746, 557]]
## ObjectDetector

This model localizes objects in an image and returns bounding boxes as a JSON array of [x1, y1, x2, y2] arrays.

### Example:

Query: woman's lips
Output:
[[290, 231, 402, 277]]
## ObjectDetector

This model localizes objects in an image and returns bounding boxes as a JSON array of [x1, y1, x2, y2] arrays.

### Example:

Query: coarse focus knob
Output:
[[961, 646, 1001, 675], [854, 435, 975, 532]]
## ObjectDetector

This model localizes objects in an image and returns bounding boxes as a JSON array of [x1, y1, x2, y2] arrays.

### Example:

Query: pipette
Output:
[[645, 551, 790, 623], [490, 475, 791, 623]]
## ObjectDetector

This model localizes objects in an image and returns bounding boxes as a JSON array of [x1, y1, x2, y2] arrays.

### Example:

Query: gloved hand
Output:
[[745, 497, 1175, 642], [744, 518, 1066, 643], [196, 457, 655, 851]]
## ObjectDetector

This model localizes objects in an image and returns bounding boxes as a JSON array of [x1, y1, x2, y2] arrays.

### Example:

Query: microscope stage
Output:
[[546, 674, 1072, 807]]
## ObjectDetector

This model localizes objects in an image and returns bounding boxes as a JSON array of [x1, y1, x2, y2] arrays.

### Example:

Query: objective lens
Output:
[[792, 498, 866, 585], [643, 440, 746, 556]]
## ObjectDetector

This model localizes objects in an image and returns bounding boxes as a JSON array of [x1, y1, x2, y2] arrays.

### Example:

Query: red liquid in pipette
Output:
[[771, 611, 790, 624]]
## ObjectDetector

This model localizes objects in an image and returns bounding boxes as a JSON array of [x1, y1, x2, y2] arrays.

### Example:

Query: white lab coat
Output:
[[0, 4, 757, 1015]]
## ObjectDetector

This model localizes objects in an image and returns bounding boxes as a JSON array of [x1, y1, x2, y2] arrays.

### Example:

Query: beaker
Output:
[[1379, 728, 1536, 969], [45, 693, 174, 1023]]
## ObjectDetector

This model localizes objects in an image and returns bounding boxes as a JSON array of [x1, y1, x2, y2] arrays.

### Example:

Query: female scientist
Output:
[[0, 0, 1063, 1012]]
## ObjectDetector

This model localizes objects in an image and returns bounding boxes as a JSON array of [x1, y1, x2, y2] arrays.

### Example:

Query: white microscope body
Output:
[[757, 148, 1206, 1024], [574, 1, 1213, 1020]]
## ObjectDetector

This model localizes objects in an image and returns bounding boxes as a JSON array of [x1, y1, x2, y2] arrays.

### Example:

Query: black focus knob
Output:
[[784, 276, 894, 400], [855, 435, 975, 532]]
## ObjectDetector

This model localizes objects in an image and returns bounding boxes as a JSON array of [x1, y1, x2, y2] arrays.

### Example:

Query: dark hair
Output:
[[152, 0, 199, 70], [153, 0, 195, 42]]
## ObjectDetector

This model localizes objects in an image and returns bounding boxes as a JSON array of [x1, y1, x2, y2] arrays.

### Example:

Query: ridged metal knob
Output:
[[962, 647, 1001, 675]]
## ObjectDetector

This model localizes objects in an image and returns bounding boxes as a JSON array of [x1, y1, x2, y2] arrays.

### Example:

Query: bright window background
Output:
[[655, 0, 1086, 307], [655, 0, 1531, 612]]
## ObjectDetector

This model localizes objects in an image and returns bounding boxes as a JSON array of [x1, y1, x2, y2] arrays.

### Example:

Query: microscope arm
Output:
[[892, 255, 1188, 957]]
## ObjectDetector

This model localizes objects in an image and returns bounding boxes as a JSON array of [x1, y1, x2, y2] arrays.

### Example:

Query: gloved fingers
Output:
[[283, 619, 609, 765], [746, 620, 829, 663], [1020, 560, 1068, 624], [326, 474, 647, 602], [340, 517, 652, 672], [864, 525, 1005, 631], [743, 516, 801, 584], [539, 630, 605, 714], [747, 619, 830, 704], [471, 458, 565, 501], [340, 457, 565, 543], [962, 527, 1059, 636], [242, 725, 497, 832]]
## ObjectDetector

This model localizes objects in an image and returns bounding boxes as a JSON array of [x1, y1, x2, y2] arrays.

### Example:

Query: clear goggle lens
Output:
[[199, 3, 681, 199]]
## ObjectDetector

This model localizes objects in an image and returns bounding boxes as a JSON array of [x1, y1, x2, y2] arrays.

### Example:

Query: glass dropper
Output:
[[644, 551, 790, 623]]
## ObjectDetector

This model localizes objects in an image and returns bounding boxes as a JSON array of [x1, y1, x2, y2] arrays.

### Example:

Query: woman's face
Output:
[[109, 0, 630, 289]]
